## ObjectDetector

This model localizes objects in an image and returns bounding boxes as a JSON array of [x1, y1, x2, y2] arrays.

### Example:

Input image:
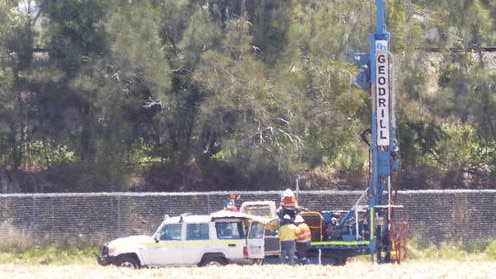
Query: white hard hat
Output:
[[283, 214, 292, 220], [294, 215, 304, 223], [283, 188, 294, 197]]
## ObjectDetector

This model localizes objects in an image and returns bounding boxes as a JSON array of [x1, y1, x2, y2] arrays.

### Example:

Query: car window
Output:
[[248, 222, 265, 239], [159, 223, 182, 241], [265, 219, 279, 236], [215, 221, 245, 239], [186, 223, 210, 240]]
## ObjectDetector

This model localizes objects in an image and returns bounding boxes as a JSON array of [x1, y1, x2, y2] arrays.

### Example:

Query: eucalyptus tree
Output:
[[394, 0, 496, 188], [0, 1, 22, 192], [192, 0, 378, 188], [264, 0, 379, 187], [15, 0, 114, 191], [154, 0, 222, 162], [0, 1, 46, 192], [100, 0, 174, 190], [191, 17, 289, 186], [11, 0, 174, 191], [433, 0, 496, 188]]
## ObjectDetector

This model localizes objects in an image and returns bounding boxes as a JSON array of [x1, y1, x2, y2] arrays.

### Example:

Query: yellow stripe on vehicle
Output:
[[112, 240, 243, 249]]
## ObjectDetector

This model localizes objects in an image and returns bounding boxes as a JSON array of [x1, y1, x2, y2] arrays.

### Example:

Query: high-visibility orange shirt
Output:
[[296, 223, 312, 243]]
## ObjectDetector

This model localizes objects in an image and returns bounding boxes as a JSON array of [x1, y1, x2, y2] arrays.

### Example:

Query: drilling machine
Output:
[[302, 0, 408, 264], [237, 0, 408, 265]]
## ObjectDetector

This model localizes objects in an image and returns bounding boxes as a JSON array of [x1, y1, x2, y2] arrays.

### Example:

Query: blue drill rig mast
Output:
[[363, 0, 403, 263], [303, 0, 407, 265], [351, 0, 406, 263]]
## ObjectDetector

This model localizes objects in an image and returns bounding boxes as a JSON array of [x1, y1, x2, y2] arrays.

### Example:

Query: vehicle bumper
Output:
[[96, 245, 114, 266], [96, 255, 112, 266]]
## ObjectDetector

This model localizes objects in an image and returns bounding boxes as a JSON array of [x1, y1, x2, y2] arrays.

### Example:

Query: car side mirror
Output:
[[153, 235, 160, 243]]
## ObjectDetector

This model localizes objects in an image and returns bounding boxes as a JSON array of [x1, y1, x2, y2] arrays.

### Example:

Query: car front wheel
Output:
[[115, 255, 140, 269]]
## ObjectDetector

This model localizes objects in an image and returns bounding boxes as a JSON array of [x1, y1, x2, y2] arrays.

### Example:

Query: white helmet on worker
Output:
[[283, 188, 294, 197], [294, 215, 304, 223]]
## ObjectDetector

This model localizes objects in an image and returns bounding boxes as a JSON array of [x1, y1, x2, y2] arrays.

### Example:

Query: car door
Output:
[[262, 218, 281, 256], [214, 220, 246, 259], [183, 222, 210, 265], [246, 221, 265, 259], [210, 211, 271, 261], [147, 223, 184, 266]]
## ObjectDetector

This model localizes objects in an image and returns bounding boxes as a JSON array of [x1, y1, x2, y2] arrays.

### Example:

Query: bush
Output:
[[406, 237, 493, 261], [485, 240, 496, 260], [0, 237, 99, 265]]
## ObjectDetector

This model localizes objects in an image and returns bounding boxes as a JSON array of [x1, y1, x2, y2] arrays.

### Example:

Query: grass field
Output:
[[1, 260, 493, 279], [1, 238, 495, 279]]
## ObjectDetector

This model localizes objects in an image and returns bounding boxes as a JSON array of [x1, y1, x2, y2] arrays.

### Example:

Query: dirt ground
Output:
[[0, 261, 493, 279]]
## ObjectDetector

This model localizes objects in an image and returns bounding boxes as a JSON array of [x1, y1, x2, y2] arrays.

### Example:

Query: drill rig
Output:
[[302, 0, 408, 264], [237, 0, 408, 265]]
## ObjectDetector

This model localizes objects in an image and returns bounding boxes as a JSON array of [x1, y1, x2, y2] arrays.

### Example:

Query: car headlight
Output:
[[107, 244, 116, 255]]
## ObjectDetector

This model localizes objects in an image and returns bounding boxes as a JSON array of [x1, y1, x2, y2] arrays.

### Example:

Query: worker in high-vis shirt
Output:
[[294, 215, 312, 264], [279, 214, 300, 265]]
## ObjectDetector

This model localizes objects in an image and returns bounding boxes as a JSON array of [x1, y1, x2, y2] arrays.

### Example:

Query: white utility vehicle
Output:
[[97, 211, 269, 268]]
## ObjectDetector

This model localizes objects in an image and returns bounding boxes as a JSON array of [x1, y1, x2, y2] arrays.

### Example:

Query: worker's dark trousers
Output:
[[296, 241, 311, 264]]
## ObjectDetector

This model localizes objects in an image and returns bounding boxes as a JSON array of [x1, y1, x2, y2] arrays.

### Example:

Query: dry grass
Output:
[[0, 261, 493, 279]]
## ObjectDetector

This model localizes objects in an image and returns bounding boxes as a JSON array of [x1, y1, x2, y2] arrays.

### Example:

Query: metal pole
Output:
[[295, 174, 300, 201]]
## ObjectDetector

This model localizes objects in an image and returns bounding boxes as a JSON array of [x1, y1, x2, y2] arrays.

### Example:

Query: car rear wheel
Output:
[[200, 256, 227, 266], [115, 255, 140, 269]]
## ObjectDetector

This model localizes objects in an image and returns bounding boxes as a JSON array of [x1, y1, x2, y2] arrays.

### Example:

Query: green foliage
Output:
[[407, 237, 494, 261], [0, 238, 98, 265], [419, 0, 495, 49], [430, 123, 477, 170], [1, 0, 496, 192], [485, 240, 496, 260]]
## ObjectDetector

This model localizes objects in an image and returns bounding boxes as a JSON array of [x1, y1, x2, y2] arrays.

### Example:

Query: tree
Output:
[[394, 0, 496, 188], [157, 1, 221, 161], [101, 0, 172, 190], [192, 17, 292, 185], [0, 2, 20, 192], [267, 0, 376, 187], [0, 1, 41, 192], [2, 0, 496, 192]]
